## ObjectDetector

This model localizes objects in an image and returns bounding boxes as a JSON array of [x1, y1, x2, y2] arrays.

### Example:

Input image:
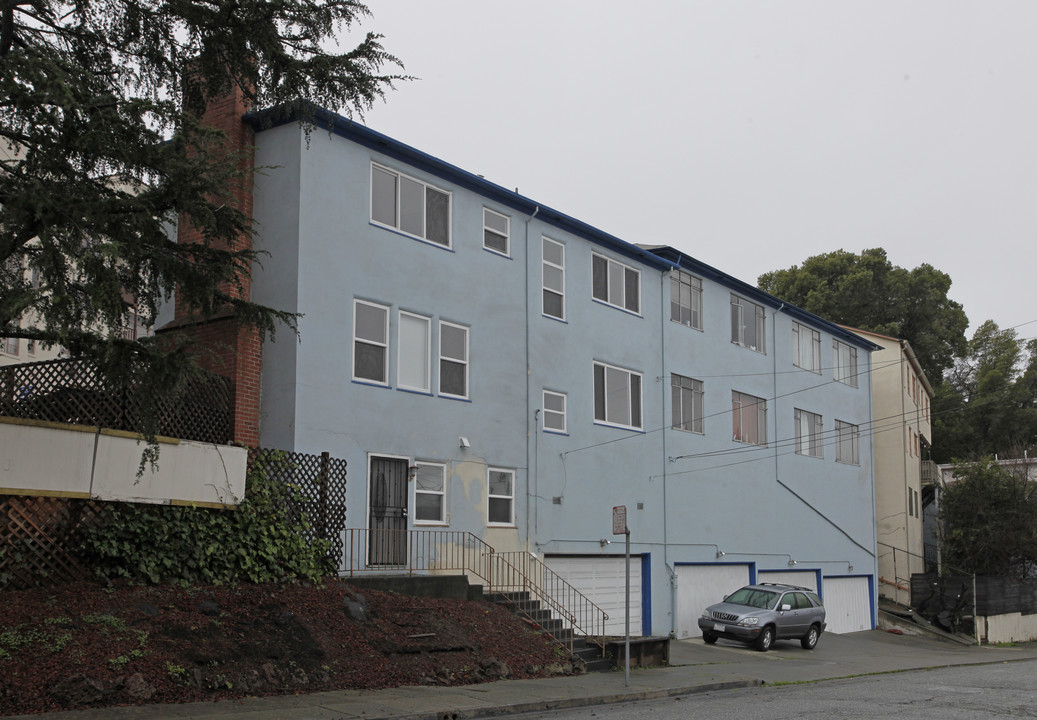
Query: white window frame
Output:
[[413, 461, 447, 525], [352, 299, 389, 385], [671, 373, 704, 434], [370, 162, 452, 248], [792, 322, 822, 374], [543, 390, 567, 434], [834, 340, 859, 388], [487, 467, 515, 527], [593, 361, 643, 431], [670, 270, 702, 330], [794, 408, 823, 458], [835, 420, 860, 465], [397, 311, 431, 393], [731, 294, 766, 353], [592, 252, 641, 314], [439, 321, 469, 399], [483, 207, 510, 256], [732, 391, 767, 445], [542, 236, 566, 320]]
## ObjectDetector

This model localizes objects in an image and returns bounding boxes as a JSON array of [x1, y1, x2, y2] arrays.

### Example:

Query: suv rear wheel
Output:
[[755, 625, 774, 652]]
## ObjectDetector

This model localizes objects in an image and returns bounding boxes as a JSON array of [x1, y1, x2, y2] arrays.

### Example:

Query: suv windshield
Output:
[[725, 588, 778, 609]]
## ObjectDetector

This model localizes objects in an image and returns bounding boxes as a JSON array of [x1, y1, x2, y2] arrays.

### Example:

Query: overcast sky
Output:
[[351, 1, 1036, 339]]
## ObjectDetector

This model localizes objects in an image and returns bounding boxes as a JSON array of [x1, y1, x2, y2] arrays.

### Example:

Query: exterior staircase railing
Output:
[[340, 528, 609, 653]]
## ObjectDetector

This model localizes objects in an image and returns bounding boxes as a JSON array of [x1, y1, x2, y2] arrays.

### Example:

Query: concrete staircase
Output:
[[494, 590, 612, 672]]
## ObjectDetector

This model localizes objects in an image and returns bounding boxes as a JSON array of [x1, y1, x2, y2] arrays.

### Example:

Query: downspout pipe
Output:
[[525, 206, 540, 547]]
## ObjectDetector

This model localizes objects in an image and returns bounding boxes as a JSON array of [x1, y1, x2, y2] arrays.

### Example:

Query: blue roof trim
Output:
[[646, 245, 881, 352], [244, 104, 674, 272]]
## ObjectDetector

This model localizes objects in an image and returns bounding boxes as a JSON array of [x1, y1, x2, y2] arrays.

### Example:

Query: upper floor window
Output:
[[833, 340, 859, 387], [371, 163, 451, 247], [487, 468, 515, 526], [731, 295, 765, 353], [592, 253, 640, 314], [1, 335, 18, 356], [542, 237, 565, 320], [732, 391, 767, 445], [543, 390, 567, 434], [594, 361, 643, 430], [792, 323, 822, 373], [835, 420, 860, 465], [439, 321, 469, 399], [794, 408, 823, 458], [353, 300, 389, 385], [483, 208, 510, 256], [398, 311, 431, 393], [671, 374, 704, 434], [414, 462, 447, 524], [670, 270, 702, 330]]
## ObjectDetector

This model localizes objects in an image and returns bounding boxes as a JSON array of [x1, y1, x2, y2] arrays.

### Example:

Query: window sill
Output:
[[731, 341, 766, 354], [483, 246, 511, 259], [670, 319, 703, 332], [487, 523, 517, 529], [352, 379, 392, 389], [413, 521, 449, 527], [594, 421, 645, 434], [542, 313, 568, 324], [397, 387, 433, 397], [439, 393, 472, 403], [592, 297, 642, 317], [543, 429, 569, 436], [369, 221, 454, 252]]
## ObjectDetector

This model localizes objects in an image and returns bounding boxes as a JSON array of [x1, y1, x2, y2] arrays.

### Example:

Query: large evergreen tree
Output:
[[757, 248, 968, 383], [0, 0, 402, 414]]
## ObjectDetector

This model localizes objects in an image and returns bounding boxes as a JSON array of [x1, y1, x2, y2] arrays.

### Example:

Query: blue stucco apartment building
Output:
[[228, 98, 880, 639]]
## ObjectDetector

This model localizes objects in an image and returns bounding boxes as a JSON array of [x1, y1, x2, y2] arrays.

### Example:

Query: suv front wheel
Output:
[[755, 625, 775, 652], [801, 624, 820, 650]]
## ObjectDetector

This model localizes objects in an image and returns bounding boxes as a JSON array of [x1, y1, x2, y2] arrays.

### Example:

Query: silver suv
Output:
[[698, 582, 826, 651]]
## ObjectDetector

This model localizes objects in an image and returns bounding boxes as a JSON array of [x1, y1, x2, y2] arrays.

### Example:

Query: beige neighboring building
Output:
[[845, 328, 934, 606]]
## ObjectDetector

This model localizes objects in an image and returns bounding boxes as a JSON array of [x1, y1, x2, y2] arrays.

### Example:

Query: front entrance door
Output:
[[368, 456, 409, 566]]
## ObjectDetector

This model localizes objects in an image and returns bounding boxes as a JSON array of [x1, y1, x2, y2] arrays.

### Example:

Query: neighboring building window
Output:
[[592, 253, 640, 313], [731, 295, 765, 352], [835, 420, 860, 465], [487, 468, 515, 526], [483, 208, 509, 255], [593, 361, 643, 430], [353, 300, 389, 384], [670, 270, 702, 330], [792, 323, 822, 373], [671, 374, 704, 433], [414, 462, 447, 524], [542, 237, 565, 320], [833, 340, 859, 387], [26, 339, 35, 355], [1, 335, 18, 356], [732, 391, 767, 445], [543, 390, 567, 433], [794, 408, 823, 458], [439, 321, 469, 399], [370, 163, 451, 247], [398, 312, 431, 393]]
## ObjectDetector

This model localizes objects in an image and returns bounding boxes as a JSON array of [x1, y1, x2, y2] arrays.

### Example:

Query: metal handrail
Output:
[[339, 529, 609, 652]]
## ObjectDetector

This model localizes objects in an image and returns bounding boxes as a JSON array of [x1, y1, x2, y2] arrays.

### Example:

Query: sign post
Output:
[[612, 505, 630, 687]]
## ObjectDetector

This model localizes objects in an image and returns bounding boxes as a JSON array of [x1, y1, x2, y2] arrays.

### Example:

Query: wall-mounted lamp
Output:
[[459, 436, 471, 449], [408, 465, 419, 481], [716, 550, 726, 559], [787, 559, 797, 567], [848, 564, 854, 573], [599, 538, 611, 548]]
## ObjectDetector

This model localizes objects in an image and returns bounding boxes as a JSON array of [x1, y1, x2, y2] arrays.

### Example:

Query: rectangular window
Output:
[[731, 295, 766, 352], [792, 323, 822, 373], [542, 237, 565, 320], [794, 408, 823, 458], [414, 462, 446, 524], [835, 420, 860, 465], [1, 335, 18, 356], [483, 208, 510, 255], [371, 163, 451, 247], [732, 391, 767, 445], [543, 390, 567, 433], [592, 253, 640, 313], [439, 321, 469, 399], [670, 270, 702, 330], [398, 312, 431, 393], [671, 374, 704, 433], [487, 468, 515, 526], [834, 340, 859, 387], [594, 362, 643, 430], [353, 300, 389, 384]]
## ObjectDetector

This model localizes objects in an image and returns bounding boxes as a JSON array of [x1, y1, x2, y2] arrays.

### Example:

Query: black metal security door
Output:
[[367, 457, 408, 566]]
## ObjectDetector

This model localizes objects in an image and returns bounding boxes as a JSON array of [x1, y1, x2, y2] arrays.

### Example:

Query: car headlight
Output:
[[738, 617, 759, 626], [701, 610, 711, 619]]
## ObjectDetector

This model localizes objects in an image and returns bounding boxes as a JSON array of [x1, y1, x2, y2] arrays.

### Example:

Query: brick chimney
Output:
[[164, 81, 262, 448]]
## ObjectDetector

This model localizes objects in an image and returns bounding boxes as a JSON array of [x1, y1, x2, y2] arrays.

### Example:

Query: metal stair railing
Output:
[[339, 529, 609, 653]]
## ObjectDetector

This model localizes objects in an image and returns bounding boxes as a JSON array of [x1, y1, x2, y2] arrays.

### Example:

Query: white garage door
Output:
[[757, 570, 818, 591], [546, 556, 642, 636], [822, 577, 872, 633], [675, 564, 751, 639]]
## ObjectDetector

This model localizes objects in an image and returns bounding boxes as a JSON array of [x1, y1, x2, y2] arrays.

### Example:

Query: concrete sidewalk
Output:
[[11, 631, 1037, 720]]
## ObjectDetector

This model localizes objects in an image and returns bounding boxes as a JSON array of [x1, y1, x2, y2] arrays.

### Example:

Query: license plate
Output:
[[713, 623, 725, 632]]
